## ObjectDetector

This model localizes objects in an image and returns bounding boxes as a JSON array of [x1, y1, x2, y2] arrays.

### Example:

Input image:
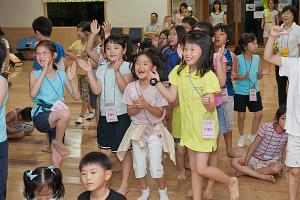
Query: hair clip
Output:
[[26, 170, 38, 181], [47, 166, 56, 175]]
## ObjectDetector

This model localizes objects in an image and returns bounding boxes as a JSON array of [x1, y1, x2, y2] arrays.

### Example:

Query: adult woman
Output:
[[261, 0, 279, 45], [210, 0, 227, 26]]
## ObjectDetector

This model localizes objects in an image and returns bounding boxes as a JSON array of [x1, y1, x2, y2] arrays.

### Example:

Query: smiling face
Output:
[[282, 10, 294, 25], [214, 30, 227, 47], [184, 42, 202, 68], [278, 113, 286, 130], [134, 54, 155, 80], [168, 28, 179, 47], [105, 42, 125, 63], [35, 45, 56, 67], [80, 164, 111, 192]]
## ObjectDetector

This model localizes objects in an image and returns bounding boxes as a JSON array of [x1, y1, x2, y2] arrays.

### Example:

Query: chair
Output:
[[111, 27, 123, 35], [128, 28, 142, 45]]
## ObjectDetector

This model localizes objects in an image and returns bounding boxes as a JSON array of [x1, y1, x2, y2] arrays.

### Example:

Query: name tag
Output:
[[280, 48, 288, 57], [221, 88, 229, 102], [249, 89, 257, 102], [50, 100, 69, 112], [105, 104, 118, 122], [202, 119, 216, 139]]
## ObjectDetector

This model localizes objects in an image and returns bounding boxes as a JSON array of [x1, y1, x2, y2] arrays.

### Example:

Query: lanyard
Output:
[[280, 27, 290, 50], [134, 81, 153, 124], [243, 54, 257, 88], [103, 66, 116, 104], [45, 72, 64, 100], [188, 74, 203, 98]]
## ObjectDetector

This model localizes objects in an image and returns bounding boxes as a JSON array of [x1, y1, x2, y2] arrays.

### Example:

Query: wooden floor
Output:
[[5, 55, 294, 200]]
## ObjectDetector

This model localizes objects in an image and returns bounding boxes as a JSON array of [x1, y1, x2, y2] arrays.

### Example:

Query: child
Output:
[[150, 31, 239, 200], [6, 107, 34, 139], [0, 40, 9, 200], [32, 16, 66, 71], [264, 25, 300, 200], [29, 40, 80, 168], [77, 152, 126, 200], [234, 33, 263, 148], [231, 106, 287, 182], [182, 16, 198, 33], [0, 27, 10, 79], [23, 166, 64, 200], [210, 0, 227, 26], [117, 48, 175, 200], [77, 34, 133, 195]]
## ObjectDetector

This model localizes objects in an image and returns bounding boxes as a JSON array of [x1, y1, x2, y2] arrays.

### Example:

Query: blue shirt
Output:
[[224, 49, 235, 96], [32, 41, 66, 70], [235, 54, 260, 95], [162, 47, 180, 81], [0, 76, 8, 142], [31, 70, 66, 117]]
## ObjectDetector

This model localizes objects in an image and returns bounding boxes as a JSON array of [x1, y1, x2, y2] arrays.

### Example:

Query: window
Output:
[[47, 2, 105, 26]]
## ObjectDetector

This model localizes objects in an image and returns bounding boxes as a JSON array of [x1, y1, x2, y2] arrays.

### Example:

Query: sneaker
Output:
[[237, 135, 245, 148], [75, 116, 84, 124], [159, 187, 169, 200], [85, 112, 95, 120], [137, 187, 150, 200], [247, 134, 256, 143]]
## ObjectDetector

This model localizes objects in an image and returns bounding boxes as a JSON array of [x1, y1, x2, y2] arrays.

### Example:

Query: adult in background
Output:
[[140, 13, 160, 51], [210, 0, 227, 27]]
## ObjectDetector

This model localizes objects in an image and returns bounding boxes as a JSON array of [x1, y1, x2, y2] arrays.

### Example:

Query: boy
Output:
[[264, 26, 300, 200], [0, 40, 9, 200], [77, 152, 127, 200], [32, 16, 66, 70]]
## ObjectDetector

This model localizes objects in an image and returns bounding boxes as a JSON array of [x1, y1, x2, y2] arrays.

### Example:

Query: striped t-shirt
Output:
[[252, 122, 287, 161]]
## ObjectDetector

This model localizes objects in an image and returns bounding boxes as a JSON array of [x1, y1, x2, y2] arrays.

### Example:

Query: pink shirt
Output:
[[123, 81, 169, 124], [213, 53, 227, 106]]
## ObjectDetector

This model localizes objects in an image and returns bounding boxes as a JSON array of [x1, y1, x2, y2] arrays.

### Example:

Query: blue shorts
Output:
[[97, 114, 131, 153], [173, 137, 181, 144], [217, 104, 228, 135], [32, 111, 56, 144], [0, 140, 8, 200]]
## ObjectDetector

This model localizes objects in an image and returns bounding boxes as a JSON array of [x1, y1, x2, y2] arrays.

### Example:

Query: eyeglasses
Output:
[[35, 51, 52, 57]]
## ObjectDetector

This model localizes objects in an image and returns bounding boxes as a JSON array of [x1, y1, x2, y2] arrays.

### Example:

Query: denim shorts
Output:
[[0, 140, 8, 200], [217, 104, 228, 135], [33, 111, 56, 144]]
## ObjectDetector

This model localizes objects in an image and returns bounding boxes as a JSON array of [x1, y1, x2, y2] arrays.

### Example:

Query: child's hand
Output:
[[163, 15, 172, 22], [147, 69, 160, 81], [113, 58, 123, 72], [270, 26, 288, 37], [67, 61, 77, 80], [77, 59, 92, 72], [201, 96, 211, 105], [238, 159, 249, 166], [41, 57, 49, 74], [243, 71, 250, 79], [151, 36, 158, 47], [90, 20, 100, 35], [102, 20, 112, 38], [231, 71, 237, 80], [216, 44, 225, 62], [138, 95, 149, 108]]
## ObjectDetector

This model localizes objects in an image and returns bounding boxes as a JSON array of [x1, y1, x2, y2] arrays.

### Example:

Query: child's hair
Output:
[[159, 29, 170, 39], [20, 107, 33, 122], [82, 21, 105, 39], [131, 47, 164, 80], [104, 34, 130, 62], [212, 0, 222, 12], [35, 40, 58, 70], [32, 16, 53, 37], [79, 151, 112, 171], [178, 31, 213, 77], [192, 21, 214, 37], [179, 3, 188, 13], [213, 23, 232, 47], [0, 40, 6, 70], [182, 16, 198, 29], [234, 33, 257, 55], [121, 34, 133, 62], [274, 105, 286, 121], [282, 5, 298, 23], [169, 25, 186, 48], [23, 166, 64, 200], [77, 21, 88, 29], [0, 27, 5, 37]]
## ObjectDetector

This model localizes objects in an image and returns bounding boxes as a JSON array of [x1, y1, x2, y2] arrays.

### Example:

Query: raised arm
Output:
[[29, 70, 46, 98], [85, 20, 101, 64], [113, 59, 133, 93], [65, 62, 80, 101]]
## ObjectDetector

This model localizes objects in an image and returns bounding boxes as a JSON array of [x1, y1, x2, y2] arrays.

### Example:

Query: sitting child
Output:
[[77, 151, 126, 200], [6, 107, 34, 139], [231, 106, 287, 182]]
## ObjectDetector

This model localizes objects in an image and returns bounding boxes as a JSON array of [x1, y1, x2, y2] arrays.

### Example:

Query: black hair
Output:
[[213, 0, 222, 13], [20, 107, 33, 122], [0, 27, 5, 37], [23, 166, 64, 200], [151, 12, 158, 18], [182, 16, 198, 28], [77, 21, 88, 29], [177, 31, 213, 77], [274, 105, 286, 121], [159, 29, 170, 38], [282, 5, 298, 23], [179, 3, 188, 13], [169, 25, 186, 49], [35, 40, 58, 70], [234, 33, 257, 55], [32, 16, 52, 37], [131, 47, 164, 80], [0, 40, 6, 71], [121, 34, 133, 62], [104, 34, 130, 62], [82, 21, 104, 38], [192, 21, 214, 37], [213, 23, 232, 47], [79, 151, 112, 171]]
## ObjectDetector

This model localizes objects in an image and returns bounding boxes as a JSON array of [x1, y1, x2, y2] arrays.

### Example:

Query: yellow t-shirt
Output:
[[68, 39, 86, 75], [169, 65, 220, 152], [172, 105, 182, 139]]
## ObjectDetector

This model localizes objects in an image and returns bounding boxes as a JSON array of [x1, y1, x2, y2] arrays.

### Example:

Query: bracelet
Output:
[[150, 78, 159, 86]]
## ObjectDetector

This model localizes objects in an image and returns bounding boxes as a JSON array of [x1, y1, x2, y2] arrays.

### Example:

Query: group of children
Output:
[[1, 2, 300, 200]]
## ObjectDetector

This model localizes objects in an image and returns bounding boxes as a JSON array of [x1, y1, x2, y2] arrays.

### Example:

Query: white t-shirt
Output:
[[263, 9, 278, 25], [277, 22, 300, 57], [210, 11, 225, 26], [280, 57, 300, 136]]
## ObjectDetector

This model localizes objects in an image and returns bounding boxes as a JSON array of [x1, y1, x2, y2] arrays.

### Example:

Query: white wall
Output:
[[0, 0, 168, 27]]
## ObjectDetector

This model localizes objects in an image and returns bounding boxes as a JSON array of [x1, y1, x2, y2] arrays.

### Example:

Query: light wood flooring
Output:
[[5, 57, 294, 200]]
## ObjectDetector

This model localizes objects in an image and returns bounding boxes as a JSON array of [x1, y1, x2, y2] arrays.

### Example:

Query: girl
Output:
[[150, 31, 239, 200], [210, 0, 227, 26], [23, 166, 64, 200], [0, 27, 10, 79], [29, 40, 80, 168], [261, 0, 279, 46], [231, 106, 287, 182], [234, 33, 264, 148], [77, 34, 133, 195], [117, 48, 175, 200], [6, 107, 34, 139]]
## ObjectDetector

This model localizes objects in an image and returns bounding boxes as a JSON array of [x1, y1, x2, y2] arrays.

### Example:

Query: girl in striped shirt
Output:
[[230, 105, 287, 183]]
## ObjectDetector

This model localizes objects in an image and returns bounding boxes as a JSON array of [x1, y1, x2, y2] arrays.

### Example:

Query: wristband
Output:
[[150, 78, 159, 86]]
